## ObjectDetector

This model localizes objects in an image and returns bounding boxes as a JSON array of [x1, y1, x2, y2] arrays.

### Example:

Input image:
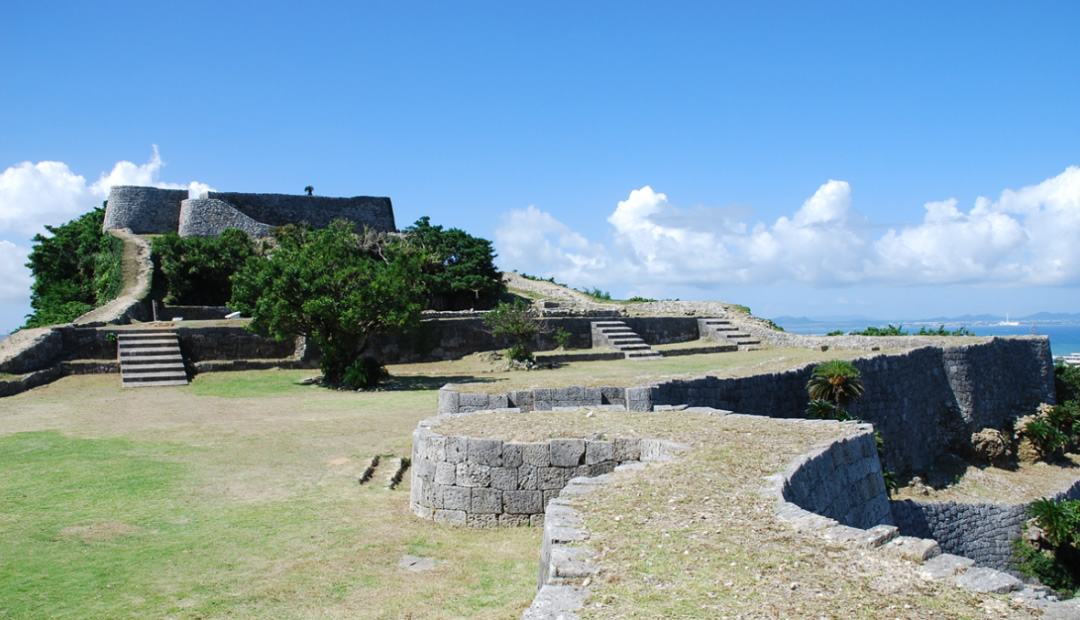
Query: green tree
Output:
[[24, 206, 124, 328], [304, 186, 314, 196], [229, 221, 427, 385], [152, 229, 256, 305], [403, 216, 505, 310], [483, 299, 542, 362], [806, 360, 865, 408]]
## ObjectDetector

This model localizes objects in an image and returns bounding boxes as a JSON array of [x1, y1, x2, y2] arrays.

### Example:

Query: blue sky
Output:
[[2, 1, 1079, 334]]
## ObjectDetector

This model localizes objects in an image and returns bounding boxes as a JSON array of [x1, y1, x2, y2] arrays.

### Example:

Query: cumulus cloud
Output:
[[0, 146, 211, 236], [0, 241, 32, 304], [495, 167, 1080, 292]]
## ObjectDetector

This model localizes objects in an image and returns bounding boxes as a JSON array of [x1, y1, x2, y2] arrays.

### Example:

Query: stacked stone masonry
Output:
[[103, 185, 396, 238], [410, 412, 687, 526], [436, 338, 1055, 476], [892, 478, 1080, 573]]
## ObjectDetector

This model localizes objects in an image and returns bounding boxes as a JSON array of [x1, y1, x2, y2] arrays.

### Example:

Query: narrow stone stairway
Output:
[[698, 318, 762, 351], [118, 329, 189, 388], [591, 320, 662, 360]]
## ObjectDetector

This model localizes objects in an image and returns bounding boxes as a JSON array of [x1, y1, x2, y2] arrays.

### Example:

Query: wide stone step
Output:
[[123, 369, 189, 381], [626, 350, 663, 359], [618, 343, 651, 351], [121, 362, 185, 371], [119, 337, 178, 345], [122, 378, 190, 388], [592, 321, 627, 328], [609, 337, 644, 345], [120, 346, 181, 357]]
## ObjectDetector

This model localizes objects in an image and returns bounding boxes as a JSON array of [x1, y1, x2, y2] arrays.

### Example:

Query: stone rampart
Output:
[[409, 411, 687, 526], [102, 186, 191, 234], [778, 423, 893, 528], [104, 186, 396, 238], [436, 338, 1055, 475], [178, 199, 273, 238], [891, 478, 1080, 573], [201, 191, 395, 236]]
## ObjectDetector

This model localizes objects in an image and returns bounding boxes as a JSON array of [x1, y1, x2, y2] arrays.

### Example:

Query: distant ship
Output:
[[996, 313, 1020, 327]]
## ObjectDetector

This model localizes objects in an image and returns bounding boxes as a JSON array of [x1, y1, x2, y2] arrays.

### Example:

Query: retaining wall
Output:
[[891, 478, 1080, 573], [436, 338, 1055, 476], [779, 423, 893, 529], [104, 185, 396, 238], [409, 412, 687, 526], [102, 186, 191, 234]]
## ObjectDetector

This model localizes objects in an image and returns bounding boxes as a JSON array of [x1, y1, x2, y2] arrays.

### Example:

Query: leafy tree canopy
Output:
[[230, 221, 428, 384], [483, 299, 543, 362], [151, 229, 256, 306], [403, 216, 505, 310], [24, 206, 124, 328]]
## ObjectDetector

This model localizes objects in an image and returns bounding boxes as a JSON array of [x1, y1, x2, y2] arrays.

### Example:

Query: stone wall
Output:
[[778, 423, 893, 529], [103, 186, 191, 234], [891, 478, 1080, 572], [104, 185, 396, 238], [436, 338, 1055, 476], [201, 191, 396, 236], [409, 412, 687, 526]]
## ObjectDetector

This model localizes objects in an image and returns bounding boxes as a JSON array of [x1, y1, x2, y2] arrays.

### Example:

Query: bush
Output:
[[483, 299, 543, 363], [806, 399, 853, 421], [581, 287, 611, 301], [1015, 498, 1080, 597], [553, 327, 572, 350], [627, 296, 656, 303], [342, 357, 389, 389], [849, 324, 907, 336], [806, 360, 864, 408], [152, 229, 256, 305], [24, 206, 125, 328], [1019, 417, 1068, 459], [1056, 363, 1080, 403]]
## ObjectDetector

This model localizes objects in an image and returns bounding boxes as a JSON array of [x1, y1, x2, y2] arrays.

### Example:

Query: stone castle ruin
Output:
[[103, 185, 396, 238]]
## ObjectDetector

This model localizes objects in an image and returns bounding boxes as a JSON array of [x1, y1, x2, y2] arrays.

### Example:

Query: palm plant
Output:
[[806, 360, 865, 408], [304, 185, 314, 196]]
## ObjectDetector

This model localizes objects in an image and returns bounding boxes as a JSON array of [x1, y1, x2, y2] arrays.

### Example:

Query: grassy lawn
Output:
[[0, 371, 539, 619]]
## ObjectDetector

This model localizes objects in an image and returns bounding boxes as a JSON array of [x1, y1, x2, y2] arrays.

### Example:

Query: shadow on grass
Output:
[[387, 375, 500, 391]]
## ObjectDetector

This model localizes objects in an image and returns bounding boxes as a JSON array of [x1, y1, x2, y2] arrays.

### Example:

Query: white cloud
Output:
[[494, 167, 1080, 293], [0, 241, 32, 304], [0, 147, 210, 332], [0, 146, 211, 236]]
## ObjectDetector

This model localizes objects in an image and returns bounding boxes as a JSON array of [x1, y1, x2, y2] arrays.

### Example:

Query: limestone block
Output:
[[955, 567, 1022, 593], [504, 490, 543, 514], [435, 462, 456, 485], [471, 488, 503, 514], [625, 386, 653, 411], [499, 513, 531, 527], [486, 394, 509, 409], [425, 434, 446, 461], [440, 486, 470, 511], [456, 462, 492, 487], [549, 439, 585, 466], [490, 467, 518, 490], [444, 436, 467, 463], [501, 443, 524, 468], [522, 443, 550, 467], [918, 554, 975, 581], [539, 467, 572, 490], [434, 509, 466, 526], [613, 437, 640, 462], [467, 513, 499, 528], [437, 388, 460, 414], [468, 438, 503, 466], [507, 390, 533, 410], [459, 393, 490, 412], [529, 513, 545, 528], [518, 463, 539, 489], [585, 440, 613, 464]]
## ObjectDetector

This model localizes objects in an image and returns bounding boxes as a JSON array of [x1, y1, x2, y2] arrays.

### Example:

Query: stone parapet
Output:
[[409, 411, 687, 526], [103, 186, 190, 234]]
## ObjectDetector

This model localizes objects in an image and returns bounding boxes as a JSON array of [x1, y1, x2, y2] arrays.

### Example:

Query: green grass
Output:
[[0, 372, 539, 619]]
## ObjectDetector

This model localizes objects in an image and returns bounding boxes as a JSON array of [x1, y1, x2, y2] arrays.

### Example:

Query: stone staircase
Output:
[[591, 321, 662, 360], [698, 318, 762, 351], [118, 329, 189, 388]]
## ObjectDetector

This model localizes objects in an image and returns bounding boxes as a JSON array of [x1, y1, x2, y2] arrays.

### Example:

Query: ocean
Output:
[[776, 320, 1080, 358]]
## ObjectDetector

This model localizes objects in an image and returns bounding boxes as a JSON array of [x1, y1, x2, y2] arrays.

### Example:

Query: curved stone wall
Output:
[[103, 186, 190, 234], [409, 412, 687, 526], [178, 199, 273, 238], [202, 191, 395, 235], [777, 423, 893, 529], [891, 478, 1080, 573]]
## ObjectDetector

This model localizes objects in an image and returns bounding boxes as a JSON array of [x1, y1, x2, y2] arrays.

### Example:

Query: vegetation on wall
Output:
[[1015, 497, 1080, 597], [23, 206, 125, 328], [151, 229, 257, 306], [403, 216, 505, 311], [230, 221, 427, 385]]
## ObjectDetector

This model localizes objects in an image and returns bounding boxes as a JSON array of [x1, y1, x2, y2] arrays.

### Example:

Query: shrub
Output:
[[826, 330, 845, 336], [805, 399, 853, 421], [627, 296, 656, 303], [1019, 417, 1068, 459], [553, 327, 572, 350], [342, 357, 389, 389], [1015, 498, 1080, 596], [1056, 363, 1080, 404], [152, 229, 256, 305], [806, 360, 865, 408], [849, 324, 907, 336], [483, 299, 544, 363], [915, 325, 975, 337]]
